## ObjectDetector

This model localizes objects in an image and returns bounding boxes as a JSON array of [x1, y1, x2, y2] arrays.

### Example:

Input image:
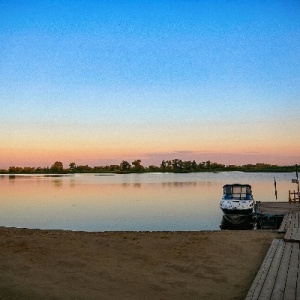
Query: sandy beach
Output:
[[0, 227, 280, 300]]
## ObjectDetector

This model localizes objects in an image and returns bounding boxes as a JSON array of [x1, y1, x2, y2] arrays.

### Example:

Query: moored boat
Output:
[[220, 184, 255, 226]]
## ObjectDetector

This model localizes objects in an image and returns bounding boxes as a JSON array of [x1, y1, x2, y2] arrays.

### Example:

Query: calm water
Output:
[[0, 172, 296, 231]]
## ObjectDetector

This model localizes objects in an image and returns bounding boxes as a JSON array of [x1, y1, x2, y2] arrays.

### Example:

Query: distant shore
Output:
[[1, 161, 297, 174], [0, 227, 280, 299]]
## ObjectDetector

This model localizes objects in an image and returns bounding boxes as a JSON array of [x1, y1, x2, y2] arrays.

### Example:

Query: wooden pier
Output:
[[246, 203, 300, 299], [256, 201, 300, 215], [256, 201, 300, 230], [246, 239, 300, 299]]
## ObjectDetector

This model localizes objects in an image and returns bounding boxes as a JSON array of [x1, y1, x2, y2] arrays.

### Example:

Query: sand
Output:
[[0, 227, 281, 300]]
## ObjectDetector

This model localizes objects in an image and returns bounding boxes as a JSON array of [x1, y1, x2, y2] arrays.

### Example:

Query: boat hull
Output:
[[220, 214, 255, 229], [221, 208, 254, 216]]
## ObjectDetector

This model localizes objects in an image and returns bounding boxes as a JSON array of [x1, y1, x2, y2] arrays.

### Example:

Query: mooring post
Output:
[[296, 164, 299, 193]]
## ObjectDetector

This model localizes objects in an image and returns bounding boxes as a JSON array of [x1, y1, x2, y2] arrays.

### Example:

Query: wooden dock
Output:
[[246, 205, 300, 299], [256, 201, 300, 216], [246, 239, 300, 299], [256, 202, 300, 230]]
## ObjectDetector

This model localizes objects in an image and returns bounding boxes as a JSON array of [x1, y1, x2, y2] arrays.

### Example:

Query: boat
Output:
[[220, 184, 255, 227]]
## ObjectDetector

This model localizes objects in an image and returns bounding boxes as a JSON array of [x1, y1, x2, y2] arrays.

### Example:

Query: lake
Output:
[[0, 172, 296, 231]]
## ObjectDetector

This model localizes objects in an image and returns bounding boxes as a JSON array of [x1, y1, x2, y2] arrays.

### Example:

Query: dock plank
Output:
[[245, 239, 283, 300], [288, 212, 296, 229], [284, 243, 299, 300], [297, 245, 300, 300], [278, 213, 292, 233], [285, 228, 294, 242], [258, 240, 285, 300], [277, 212, 300, 235], [284, 228, 300, 242], [291, 212, 296, 228], [271, 242, 291, 299], [257, 202, 300, 216]]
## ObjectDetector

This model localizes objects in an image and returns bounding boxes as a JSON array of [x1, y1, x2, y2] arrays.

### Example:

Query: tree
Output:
[[22, 167, 36, 173], [8, 166, 16, 173], [160, 160, 172, 171], [198, 162, 206, 170], [8, 166, 23, 173], [183, 160, 192, 172], [76, 165, 92, 172], [160, 160, 167, 171], [132, 159, 144, 172], [172, 159, 183, 172], [120, 160, 131, 172], [147, 165, 160, 172], [51, 161, 64, 173], [205, 160, 211, 169], [191, 160, 197, 171], [69, 162, 77, 172], [109, 165, 120, 172]]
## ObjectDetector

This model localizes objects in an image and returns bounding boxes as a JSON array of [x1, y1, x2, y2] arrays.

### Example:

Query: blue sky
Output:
[[0, 1, 300, 168]]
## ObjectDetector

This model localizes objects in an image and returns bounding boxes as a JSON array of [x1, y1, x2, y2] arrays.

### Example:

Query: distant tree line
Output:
[[0, 160, 297, 174]]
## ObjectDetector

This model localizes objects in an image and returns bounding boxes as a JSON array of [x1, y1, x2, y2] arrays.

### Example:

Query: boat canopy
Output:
[[222, 184, 253, 200]]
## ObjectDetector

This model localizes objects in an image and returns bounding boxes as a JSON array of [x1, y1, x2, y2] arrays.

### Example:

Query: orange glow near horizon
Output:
[[1, 143, 299, 169], [1, 119, 299, 168]]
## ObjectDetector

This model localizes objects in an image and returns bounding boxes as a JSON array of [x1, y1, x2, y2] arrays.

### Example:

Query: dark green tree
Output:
[[51, 161, 64, 173], [132, 160, 144, 172], [69, 162, 77, 172], [160, 160, 172, 171], [191, 160, 197, 171], [172, 159, 183, 172], [120, 160, 131, 172]]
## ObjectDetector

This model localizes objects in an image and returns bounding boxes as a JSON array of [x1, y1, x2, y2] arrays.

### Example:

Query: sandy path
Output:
[[0, 228, 280, 299]]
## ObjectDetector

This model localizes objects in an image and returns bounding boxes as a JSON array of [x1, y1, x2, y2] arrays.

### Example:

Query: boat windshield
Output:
[[223, 185, 252, 200]]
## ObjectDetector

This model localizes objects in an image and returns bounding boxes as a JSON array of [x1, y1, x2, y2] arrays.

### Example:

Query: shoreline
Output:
[[0, 227, 281, 299]]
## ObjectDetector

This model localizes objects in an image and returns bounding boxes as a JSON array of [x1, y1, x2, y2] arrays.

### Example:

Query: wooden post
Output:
[[294, 190, 296, 203], [289, 190, 291, 203]]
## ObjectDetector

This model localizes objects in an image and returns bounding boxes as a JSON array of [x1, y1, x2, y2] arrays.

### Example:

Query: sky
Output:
[[0, 0, 300, 168]]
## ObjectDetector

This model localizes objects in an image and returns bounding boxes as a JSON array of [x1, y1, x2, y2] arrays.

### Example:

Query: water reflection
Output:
[[0, 172, 295, 231], [94, 174, 115, 177], [162, 181, 197, 188], [219, 216, 255, 230], [44, 174, 67, 177], [69, 178, 76, 188], [133, 183, 141, 188], [52, 179, 63, 188]]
